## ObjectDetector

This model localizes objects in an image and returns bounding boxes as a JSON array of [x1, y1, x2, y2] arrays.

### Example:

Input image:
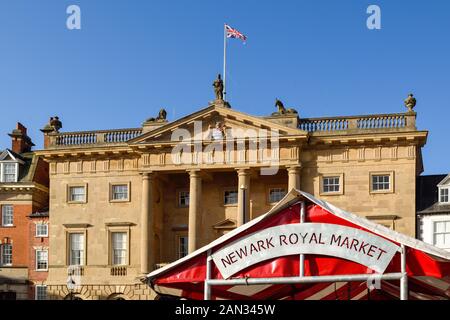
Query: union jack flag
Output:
[[225, 24, 247, 43]]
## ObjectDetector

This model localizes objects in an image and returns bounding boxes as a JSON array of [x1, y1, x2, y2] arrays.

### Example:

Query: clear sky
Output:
[[0, 0, 448, 174]]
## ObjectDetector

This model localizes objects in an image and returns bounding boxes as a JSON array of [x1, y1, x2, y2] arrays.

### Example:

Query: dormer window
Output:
[[440, 188, 449, 204], [0, 163, 18, 183], [437, 175, 450, 205], [2, 163, 17, 182], [0, 150, 23, 183]]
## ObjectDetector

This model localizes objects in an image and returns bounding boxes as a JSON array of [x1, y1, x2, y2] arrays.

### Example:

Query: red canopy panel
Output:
[[147, 190, 450, 300]]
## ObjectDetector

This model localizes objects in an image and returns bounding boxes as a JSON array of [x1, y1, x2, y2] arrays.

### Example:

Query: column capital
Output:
[[286, 165, 302, 173], [141, 171, 154, 180], [187, 169, 202, 177], [235, 167, 251, 176], [287, 165, 302, 191]]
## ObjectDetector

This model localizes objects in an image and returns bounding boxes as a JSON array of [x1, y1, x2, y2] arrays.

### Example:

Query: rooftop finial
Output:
[[404, 93, 416, 113]]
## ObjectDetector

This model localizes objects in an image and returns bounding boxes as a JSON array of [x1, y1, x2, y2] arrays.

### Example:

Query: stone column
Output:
[[188, 170, 202, 253], [287, 166, 301, 191], [237, 168, 251, 227], [140, 172, 154, 274]]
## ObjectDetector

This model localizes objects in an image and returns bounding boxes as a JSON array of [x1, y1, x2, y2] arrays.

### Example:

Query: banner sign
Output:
[[212, 223, 400, 279]]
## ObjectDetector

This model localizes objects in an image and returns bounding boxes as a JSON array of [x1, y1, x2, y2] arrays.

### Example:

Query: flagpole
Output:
[[223, 23, 227, 100]]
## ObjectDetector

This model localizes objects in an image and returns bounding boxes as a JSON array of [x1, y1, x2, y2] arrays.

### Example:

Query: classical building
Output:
[[36, 83, 427, 300], [417, 174, 450, 250], [0, 123, 49, 300]]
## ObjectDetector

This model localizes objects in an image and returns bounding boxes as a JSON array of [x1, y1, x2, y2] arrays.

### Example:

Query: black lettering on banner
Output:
[[279, 234, 288, 245]]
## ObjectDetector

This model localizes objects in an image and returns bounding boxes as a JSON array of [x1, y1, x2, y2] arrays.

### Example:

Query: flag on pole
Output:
[[225, 24, 247, 43], [223, 24, 247, 100]]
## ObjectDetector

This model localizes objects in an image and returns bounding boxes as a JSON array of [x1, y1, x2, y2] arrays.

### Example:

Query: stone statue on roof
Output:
[[146, 108, 168, 122], [272, 99, 298, 116], [157, 108, 167, 121], [213, 74, 224, 101]]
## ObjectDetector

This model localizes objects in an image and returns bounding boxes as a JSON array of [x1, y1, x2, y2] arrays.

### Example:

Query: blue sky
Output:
[[0, 0, 448, 174]]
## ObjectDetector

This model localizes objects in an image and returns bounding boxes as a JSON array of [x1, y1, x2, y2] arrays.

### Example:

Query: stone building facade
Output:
[[36, 93, 427, 300]]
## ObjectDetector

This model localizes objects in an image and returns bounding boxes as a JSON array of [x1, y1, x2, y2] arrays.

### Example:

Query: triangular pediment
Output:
[[213, 218, 237, 230], [129, 104, 307, 145], [0, 149, 25, 163], [438, 174, 450, 187]]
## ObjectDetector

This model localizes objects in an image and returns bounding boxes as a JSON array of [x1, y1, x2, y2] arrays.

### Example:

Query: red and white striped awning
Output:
[[147, 190, 450, 300]]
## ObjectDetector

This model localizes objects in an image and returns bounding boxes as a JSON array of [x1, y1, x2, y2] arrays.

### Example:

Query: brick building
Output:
[[28, 210, 49, 300], [0, 123, 49, 300]]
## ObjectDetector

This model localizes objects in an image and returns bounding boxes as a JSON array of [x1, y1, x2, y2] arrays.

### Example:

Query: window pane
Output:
[[36, 286, 47, 300], [69, 233, 84, 265], [440, 189, 449, 203], [69, 187, 85, 202], [179, 191, 190, 207], [224, 190, 238, 205], [2, 205, 13, 226], [112, 185, 128, 200], [179, 236, 188, 259], [433, 221, 450, 248], [1, 244, 12, 265], [269, 188, 286, 203], [36, 224, 48, 237], [435, 221, 445, 233], [323, 177, 340, 193], [445, 234, 450, 246], [372, 175, 390, 191], [112, 232, 127, 265], [3, 163, 16, 182], [435, 234, 445, 246], [36, 250, 48, 270]]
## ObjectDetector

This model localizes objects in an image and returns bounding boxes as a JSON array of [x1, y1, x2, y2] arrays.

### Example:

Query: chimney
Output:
[[8, 122, 35, 154]]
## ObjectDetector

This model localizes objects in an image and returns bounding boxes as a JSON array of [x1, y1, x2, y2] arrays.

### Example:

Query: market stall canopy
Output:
[[147, 189, 450, 300]]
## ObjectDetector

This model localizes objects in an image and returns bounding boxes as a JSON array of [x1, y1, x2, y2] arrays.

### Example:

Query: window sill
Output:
[[370, 190, 394, 195], [223, 204, 238, 207], [36, 269, 48, 272], [109, 265, 128, 267], [109, 199, 130, 203], [67, 201, 87, 205], [35, 235, 49, 238], [319, 192, 343, 196], [1, 225, 14, 228]]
